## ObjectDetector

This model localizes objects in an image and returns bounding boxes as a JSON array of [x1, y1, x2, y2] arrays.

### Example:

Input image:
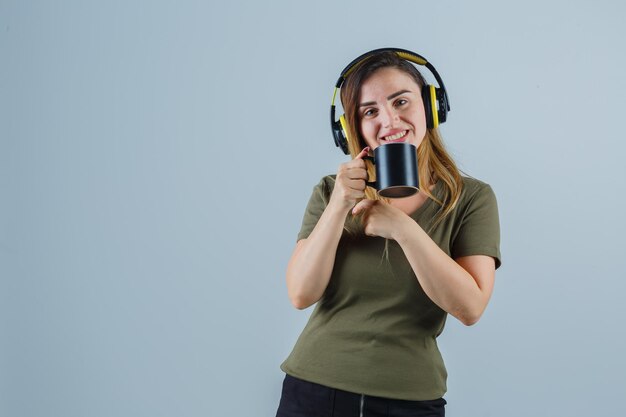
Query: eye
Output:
[[362, 108, 378, 118], [394, 98, 408, 107]]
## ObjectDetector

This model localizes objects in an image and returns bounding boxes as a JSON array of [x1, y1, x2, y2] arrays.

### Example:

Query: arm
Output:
[[286, 202, 349, 309], [286, 148, 370, 309], [352, 199, 497, 325], [393, 219, 495, 326]]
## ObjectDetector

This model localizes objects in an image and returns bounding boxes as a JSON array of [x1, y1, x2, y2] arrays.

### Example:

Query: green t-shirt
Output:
[[281, 175, 501, 401]]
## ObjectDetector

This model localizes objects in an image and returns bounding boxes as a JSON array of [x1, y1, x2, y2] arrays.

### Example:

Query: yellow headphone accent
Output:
[[429, 84, 439, 128], [396, 51, 428, 66], [338, 114, 349, 141]]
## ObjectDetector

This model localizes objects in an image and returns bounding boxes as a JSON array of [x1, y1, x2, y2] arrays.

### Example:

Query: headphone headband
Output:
[[337, 48, 427, 85]]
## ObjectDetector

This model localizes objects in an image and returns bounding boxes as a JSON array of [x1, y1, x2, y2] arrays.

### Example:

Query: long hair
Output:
[[339, 51, 463, 227]]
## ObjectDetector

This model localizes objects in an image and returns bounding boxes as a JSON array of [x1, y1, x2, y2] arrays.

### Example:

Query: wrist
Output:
[[326, 197, 353, 217], [392, 215, 417, 244]]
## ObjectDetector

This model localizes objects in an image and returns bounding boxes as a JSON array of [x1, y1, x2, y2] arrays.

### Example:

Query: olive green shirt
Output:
[[281, 175, 501, 400]]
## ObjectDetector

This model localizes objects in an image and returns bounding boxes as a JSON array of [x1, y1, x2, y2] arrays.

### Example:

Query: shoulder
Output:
[[459, 176, 496, 201], [320, 174, 337, 185], [454, 176, 498, 213], [302, 175, 337, 208], [451, 176, 501, 268], [460, 175, 493, 194], [314, 174, 337, 196]]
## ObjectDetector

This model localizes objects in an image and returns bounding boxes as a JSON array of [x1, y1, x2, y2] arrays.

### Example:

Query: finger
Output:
[[354, 146, 370, 160], [338, 157, 366, 174], [346, 178, 366, 191], [345, 167, 368, 180], [352, 199, 375, 215]]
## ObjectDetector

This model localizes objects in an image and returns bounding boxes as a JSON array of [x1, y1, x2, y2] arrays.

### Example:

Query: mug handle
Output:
[[362, 155, 376, 189]]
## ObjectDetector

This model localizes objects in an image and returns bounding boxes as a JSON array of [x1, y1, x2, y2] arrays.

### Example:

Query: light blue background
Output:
[[2, 1, 625, 416]]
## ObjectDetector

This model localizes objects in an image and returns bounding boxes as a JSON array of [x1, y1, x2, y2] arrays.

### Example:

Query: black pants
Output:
[[276, 374, 446, 417]]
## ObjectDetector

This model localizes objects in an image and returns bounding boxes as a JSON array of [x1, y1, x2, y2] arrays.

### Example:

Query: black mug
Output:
[[364, 142, 419, 198]]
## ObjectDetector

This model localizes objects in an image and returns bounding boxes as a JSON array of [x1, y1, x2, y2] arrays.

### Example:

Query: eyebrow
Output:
[[359, 90, 412, 107]]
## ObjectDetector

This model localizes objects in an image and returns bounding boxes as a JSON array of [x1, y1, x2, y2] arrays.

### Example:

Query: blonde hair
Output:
[[340, 51, 463, 228]]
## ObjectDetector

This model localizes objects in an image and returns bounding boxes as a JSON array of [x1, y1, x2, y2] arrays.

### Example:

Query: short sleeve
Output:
[[296, 176, 334, 241], [451, 183, 502, 269]]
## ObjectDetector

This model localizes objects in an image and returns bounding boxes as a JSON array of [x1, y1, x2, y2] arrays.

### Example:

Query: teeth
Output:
[[384, 131, 406, 141]]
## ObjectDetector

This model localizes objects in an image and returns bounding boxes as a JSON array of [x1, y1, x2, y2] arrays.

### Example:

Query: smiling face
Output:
[[358, 67, 427, 151]]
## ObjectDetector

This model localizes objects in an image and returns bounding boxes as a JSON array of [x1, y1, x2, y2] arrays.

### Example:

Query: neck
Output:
[[389, 183, 435, 215]]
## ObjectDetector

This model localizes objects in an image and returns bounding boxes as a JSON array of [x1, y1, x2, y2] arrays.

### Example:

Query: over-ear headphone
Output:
[[330, 47, 451, 155]]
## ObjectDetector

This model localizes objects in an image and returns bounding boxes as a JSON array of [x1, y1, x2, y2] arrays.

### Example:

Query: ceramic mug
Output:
[[364, 142, 419, 198]]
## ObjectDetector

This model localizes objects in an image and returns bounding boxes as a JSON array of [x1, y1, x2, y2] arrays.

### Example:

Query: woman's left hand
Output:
[[351, 200, 408, 240]]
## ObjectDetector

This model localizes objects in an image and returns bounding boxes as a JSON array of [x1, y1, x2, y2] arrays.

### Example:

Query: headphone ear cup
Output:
[[436, 88, 448, 125], [422, 84, 435, 129], [332, 114, 350, 155]]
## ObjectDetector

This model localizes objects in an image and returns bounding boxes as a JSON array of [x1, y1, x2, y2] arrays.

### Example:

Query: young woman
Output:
[[276, 49, 501, 417]]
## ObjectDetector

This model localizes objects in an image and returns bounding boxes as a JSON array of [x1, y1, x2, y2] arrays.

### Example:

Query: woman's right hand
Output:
[[286, 147, 371, 309], [329, 147, 370, 211]]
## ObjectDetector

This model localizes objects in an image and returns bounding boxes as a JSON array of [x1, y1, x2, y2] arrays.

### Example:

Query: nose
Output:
[[380, 105, 399, 128]]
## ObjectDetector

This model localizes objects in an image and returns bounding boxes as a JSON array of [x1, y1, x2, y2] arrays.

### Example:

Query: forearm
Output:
[[286, 201, 350, 309], [393, 218, 490, 325]]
